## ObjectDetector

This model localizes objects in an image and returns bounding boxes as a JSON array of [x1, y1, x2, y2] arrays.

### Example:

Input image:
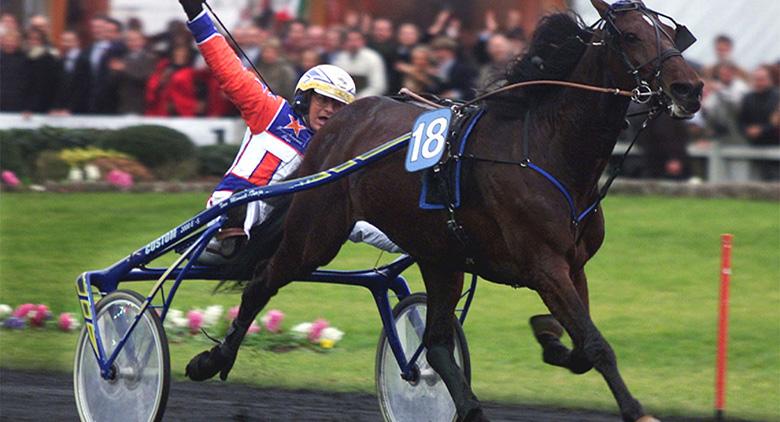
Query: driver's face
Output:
[[308, 92, 346, 131]]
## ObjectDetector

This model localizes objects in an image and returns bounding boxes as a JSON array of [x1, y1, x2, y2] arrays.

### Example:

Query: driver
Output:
[[178, 0, 400, 265]]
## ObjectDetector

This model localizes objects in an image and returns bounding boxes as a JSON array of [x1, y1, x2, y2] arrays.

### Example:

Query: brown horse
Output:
[[187, 1, 702, 420]]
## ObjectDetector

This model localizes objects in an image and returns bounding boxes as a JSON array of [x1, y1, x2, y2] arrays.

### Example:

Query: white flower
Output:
[[320, 327, 344, 342], [291, 322, 313, 338], [203, 305, 223, 328], [0, 304, 12, 320], [164, 309, 188, 330]]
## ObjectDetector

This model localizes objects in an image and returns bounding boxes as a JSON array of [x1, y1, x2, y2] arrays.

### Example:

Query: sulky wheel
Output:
[[73, 290, 170, 422], [375, 293, 470, 422]]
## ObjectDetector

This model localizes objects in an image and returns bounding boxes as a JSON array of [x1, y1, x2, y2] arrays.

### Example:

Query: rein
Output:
[[457, 80, 641, 110]]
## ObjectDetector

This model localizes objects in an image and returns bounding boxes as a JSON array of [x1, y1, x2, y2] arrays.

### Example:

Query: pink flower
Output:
[[29, 304, 51, 327], [248, 321, 261, 335], [1, 170, 20, 187], [261, 309, 284, 333], [58, 313, 80, 332], [12, 303, 35, 319], [227, 306, 239, 321], [308, 318, 329, 343], [106, 169, 133, 188], [187, 310, 204, 334]]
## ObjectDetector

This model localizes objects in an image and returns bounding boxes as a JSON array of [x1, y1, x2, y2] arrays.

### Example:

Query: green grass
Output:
[[1, 193, 778, 420]]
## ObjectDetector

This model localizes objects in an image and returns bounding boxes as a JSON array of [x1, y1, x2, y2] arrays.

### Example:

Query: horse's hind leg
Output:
[[535, 263, 651, 422], [418, 263, 486, 422], [186, 192, 351, 382], [529, 269, 593, 374]]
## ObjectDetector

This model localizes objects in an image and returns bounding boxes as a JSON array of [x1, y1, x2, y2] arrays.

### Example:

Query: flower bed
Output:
[[0, 302, 344, 353]]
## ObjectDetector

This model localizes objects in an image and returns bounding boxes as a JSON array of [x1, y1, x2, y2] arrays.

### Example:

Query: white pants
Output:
[[348, 221, 403, 253], [209, 196, 402, 254]]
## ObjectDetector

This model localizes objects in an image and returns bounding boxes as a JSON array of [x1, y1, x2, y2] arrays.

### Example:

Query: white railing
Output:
[[0, 113, 245, 146], [613, 141, 780, 182]]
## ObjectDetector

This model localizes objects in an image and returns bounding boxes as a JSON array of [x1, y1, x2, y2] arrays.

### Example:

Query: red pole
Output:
[[715, 234, 733, 422]]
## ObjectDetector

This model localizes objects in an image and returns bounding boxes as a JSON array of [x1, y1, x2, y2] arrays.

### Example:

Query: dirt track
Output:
[[0, 368, 726, 421]]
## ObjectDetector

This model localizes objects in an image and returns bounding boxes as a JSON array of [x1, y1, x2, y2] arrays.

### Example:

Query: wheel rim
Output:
[[377, 302, 465, 422], [75, 298, 164, 422]]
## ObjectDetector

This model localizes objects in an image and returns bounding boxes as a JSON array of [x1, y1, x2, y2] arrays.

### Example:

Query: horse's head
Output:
[[591, 0, 702, 118]]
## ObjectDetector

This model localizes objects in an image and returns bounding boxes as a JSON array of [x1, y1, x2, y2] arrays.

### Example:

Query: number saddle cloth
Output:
[[395, 92, 486, 211]]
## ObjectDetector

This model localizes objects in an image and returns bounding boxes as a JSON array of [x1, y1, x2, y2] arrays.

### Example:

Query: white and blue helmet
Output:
[[294, 64, 356, 106]]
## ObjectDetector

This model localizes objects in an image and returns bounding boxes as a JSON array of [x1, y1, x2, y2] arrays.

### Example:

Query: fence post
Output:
[[715, 233, 733, 421]]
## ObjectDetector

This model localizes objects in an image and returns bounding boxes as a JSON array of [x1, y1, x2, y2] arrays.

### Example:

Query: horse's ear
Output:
[[590, 0, 611, 18]]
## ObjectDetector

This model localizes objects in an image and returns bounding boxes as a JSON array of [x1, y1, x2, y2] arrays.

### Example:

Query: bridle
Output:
[[587, 0, 697, 107]]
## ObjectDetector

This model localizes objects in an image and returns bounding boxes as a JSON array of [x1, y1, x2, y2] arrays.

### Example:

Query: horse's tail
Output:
[[213, 195, 291, 292]]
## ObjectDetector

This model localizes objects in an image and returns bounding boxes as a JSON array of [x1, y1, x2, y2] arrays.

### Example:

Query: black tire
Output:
[[73, 290, 170, 422], [375, 292, 471, 422]]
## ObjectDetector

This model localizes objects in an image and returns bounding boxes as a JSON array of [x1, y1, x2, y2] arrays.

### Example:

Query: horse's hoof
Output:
[[529, 314, 564, 339], [185, 344, 235, 382], [636, 416, 660, 422], [462, 407, 489, 422]]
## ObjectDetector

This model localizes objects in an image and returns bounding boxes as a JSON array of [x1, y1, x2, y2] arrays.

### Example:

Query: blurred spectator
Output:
[[126, 17, 144, 32], [0, 30, 26, 111], [283, 20, 307, 65], [149, 20, 190, 58], [235, 23, 266, 68], [23, 27, 62, 113], [430, 36, 477, 100], [478, 33, 513, 91], [505, 10, 526, 40], [113, 29, 156, 114], [739, 65, 780, 146], [28, 14, 51, 36], [704, 34, 747, 81], [369, 18, 399, 94], [701, 61, 750, 143], [0, 12, 19, 37], [76, 16, 128, 114], [396, 45, 441, 94], [426, 10, 451, 41], [474, 10, 499, 65], [507, 32, 527, 58], [636, 112, 692, 180], [299, 48, 323, 75], [145, 45, 203, 116], [343, 10, 361, 31], [306, 25, 326, 55], [331, 29, 387, 98], [200, 66, 237, 117], [52, 30, 86, 114], [368, 18, 401, 93], [322, 27, 343, 63], [257, 38, 297, 101], [395, 22, 420, 64]]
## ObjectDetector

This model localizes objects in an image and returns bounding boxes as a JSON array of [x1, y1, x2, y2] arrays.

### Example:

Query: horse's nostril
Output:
[[670, 83, 692, 97], [670, 82, 703, 100]]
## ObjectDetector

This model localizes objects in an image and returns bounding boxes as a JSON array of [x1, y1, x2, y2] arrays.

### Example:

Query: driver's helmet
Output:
[[293, 64, 356, 115]]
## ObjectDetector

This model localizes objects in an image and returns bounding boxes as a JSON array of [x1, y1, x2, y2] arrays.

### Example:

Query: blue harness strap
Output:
[[519, 109, 600, 225]]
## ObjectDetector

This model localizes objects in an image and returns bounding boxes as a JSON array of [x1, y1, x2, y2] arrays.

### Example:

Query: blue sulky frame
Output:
[[75, 131, 478, 384]]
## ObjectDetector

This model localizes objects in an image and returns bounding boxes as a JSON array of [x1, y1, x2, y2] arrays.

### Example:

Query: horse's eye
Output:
[[623, 33, 640, 43]]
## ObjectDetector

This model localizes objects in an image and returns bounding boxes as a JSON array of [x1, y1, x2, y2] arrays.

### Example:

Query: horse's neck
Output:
[[543, 46, 632, 198]]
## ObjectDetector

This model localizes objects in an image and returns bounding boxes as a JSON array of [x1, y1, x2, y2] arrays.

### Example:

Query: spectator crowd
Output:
[[0, 8, 777, 178], [0, 8, 529, 118]]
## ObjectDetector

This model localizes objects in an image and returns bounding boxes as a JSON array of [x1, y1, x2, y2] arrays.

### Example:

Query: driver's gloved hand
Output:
[[179, 0, 204, 20]]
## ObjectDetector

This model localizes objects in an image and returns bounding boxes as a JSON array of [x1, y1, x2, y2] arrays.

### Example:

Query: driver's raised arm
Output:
[[180, 0, 284, 134]]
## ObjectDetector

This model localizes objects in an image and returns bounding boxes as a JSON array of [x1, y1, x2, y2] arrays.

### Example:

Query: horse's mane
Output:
[[488, 13, 592, 109]]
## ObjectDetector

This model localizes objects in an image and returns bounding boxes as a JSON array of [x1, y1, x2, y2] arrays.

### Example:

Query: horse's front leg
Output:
[[419, 263, 487, 422], [186, 271, 288, 381], [529, 269, 593, 374], [534, 262, 655, 422]]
